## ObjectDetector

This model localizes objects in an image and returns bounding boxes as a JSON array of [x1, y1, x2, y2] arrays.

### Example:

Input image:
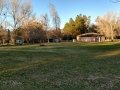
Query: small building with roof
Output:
[[77, 33, 105, 42]]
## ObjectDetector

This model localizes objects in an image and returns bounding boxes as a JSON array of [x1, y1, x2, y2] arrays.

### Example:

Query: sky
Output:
[[31, 0, 120, 29]]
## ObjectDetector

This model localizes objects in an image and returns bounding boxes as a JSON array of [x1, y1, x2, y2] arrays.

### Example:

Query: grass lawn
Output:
[[0, 42, 120, 90]]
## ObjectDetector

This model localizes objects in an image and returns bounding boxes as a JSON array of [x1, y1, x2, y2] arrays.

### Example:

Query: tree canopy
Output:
[[95, 12, 120, 40], [63, 14, 91, 39]]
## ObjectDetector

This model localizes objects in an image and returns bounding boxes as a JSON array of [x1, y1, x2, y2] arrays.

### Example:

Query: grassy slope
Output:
[[0, 42, 120, 90]]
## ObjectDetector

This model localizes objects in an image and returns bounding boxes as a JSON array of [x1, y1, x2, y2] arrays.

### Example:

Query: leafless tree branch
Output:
[[109, 0, 120, 3]]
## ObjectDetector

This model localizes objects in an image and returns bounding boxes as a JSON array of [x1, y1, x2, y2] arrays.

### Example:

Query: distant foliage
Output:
[[95, 12, 120, 40], [63, 14, 91, 39], [0, 26, 7, 45]]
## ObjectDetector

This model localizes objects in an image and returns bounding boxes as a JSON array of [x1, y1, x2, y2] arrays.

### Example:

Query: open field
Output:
[[0, 42, 120, 90]]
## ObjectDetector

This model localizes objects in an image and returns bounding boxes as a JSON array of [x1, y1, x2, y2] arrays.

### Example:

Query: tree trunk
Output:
[[47, 39, 49, 43], [27, 40, 29, 45], [32, 40, 34, 44], [111, 25, 114, 41], [3, 39, 5, 45], [0, 40, 1, 46]]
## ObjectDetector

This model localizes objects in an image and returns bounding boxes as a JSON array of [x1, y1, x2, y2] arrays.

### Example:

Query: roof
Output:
[[77, 33, 104, 37]]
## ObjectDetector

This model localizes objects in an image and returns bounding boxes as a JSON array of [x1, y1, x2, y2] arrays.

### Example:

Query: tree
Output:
[[84, 15, 91, 32], [63, 18, 81, 39], [40, 14, 51, 43], [63, 14, 91, 39], [75, 14, 90, 34], [6, 0, 32, 42], [49, 3, 61, 31], [69, 18, 79, 38], [0, 0, 7, 26], [0, 0, 5, 12], [51, 29, 62, 40], [63, 22, 72, 40], [96, 12, 120, 40], [7, 29, 11, 44], [0, 26, 6, 45], [20, 20, 45, 44], [89, 24, 97, 33]]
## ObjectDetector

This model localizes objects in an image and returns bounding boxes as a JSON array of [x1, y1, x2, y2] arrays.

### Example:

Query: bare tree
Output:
[[6, 0, 32, 43], [30, 21, 45, 43], [49, 3, 61, 31], [0, 0, 5, 12], [51, 29, 62, 40], [21, 19, 46, 44], [96, 12, 120, 40], [21, 20, 31, 44], [49, 3, 61, 40], [0, 0, 7, 26], [40, 14, 51, 43], [0, 0, 7, 45]]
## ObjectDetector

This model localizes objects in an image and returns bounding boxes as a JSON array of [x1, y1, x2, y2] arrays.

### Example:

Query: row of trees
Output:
[[0, 0, 120, 44], [0, 0, 61, 45], [16, 20, 61, 44], [62, 12, 120, 41]]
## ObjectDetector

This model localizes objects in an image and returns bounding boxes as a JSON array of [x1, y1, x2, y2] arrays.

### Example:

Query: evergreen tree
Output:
[[63, 14, 91, 39], [75, 14, 90, 34]]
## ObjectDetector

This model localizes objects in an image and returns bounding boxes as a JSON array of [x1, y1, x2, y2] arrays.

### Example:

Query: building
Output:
[[77, 33, 105, 42]]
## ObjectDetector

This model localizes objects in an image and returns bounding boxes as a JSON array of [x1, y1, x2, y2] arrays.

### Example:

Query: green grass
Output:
[[0, 42, 120, 90]]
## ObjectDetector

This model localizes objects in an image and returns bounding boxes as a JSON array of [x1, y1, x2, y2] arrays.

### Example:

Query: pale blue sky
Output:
[[31, 0, 120, 29]]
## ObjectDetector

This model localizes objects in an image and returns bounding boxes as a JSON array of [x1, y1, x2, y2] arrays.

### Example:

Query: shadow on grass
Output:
[[0, 42, 120, 90]]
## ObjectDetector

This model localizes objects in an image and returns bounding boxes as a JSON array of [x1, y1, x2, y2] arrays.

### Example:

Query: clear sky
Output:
[[31, 0, 120, 29]]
